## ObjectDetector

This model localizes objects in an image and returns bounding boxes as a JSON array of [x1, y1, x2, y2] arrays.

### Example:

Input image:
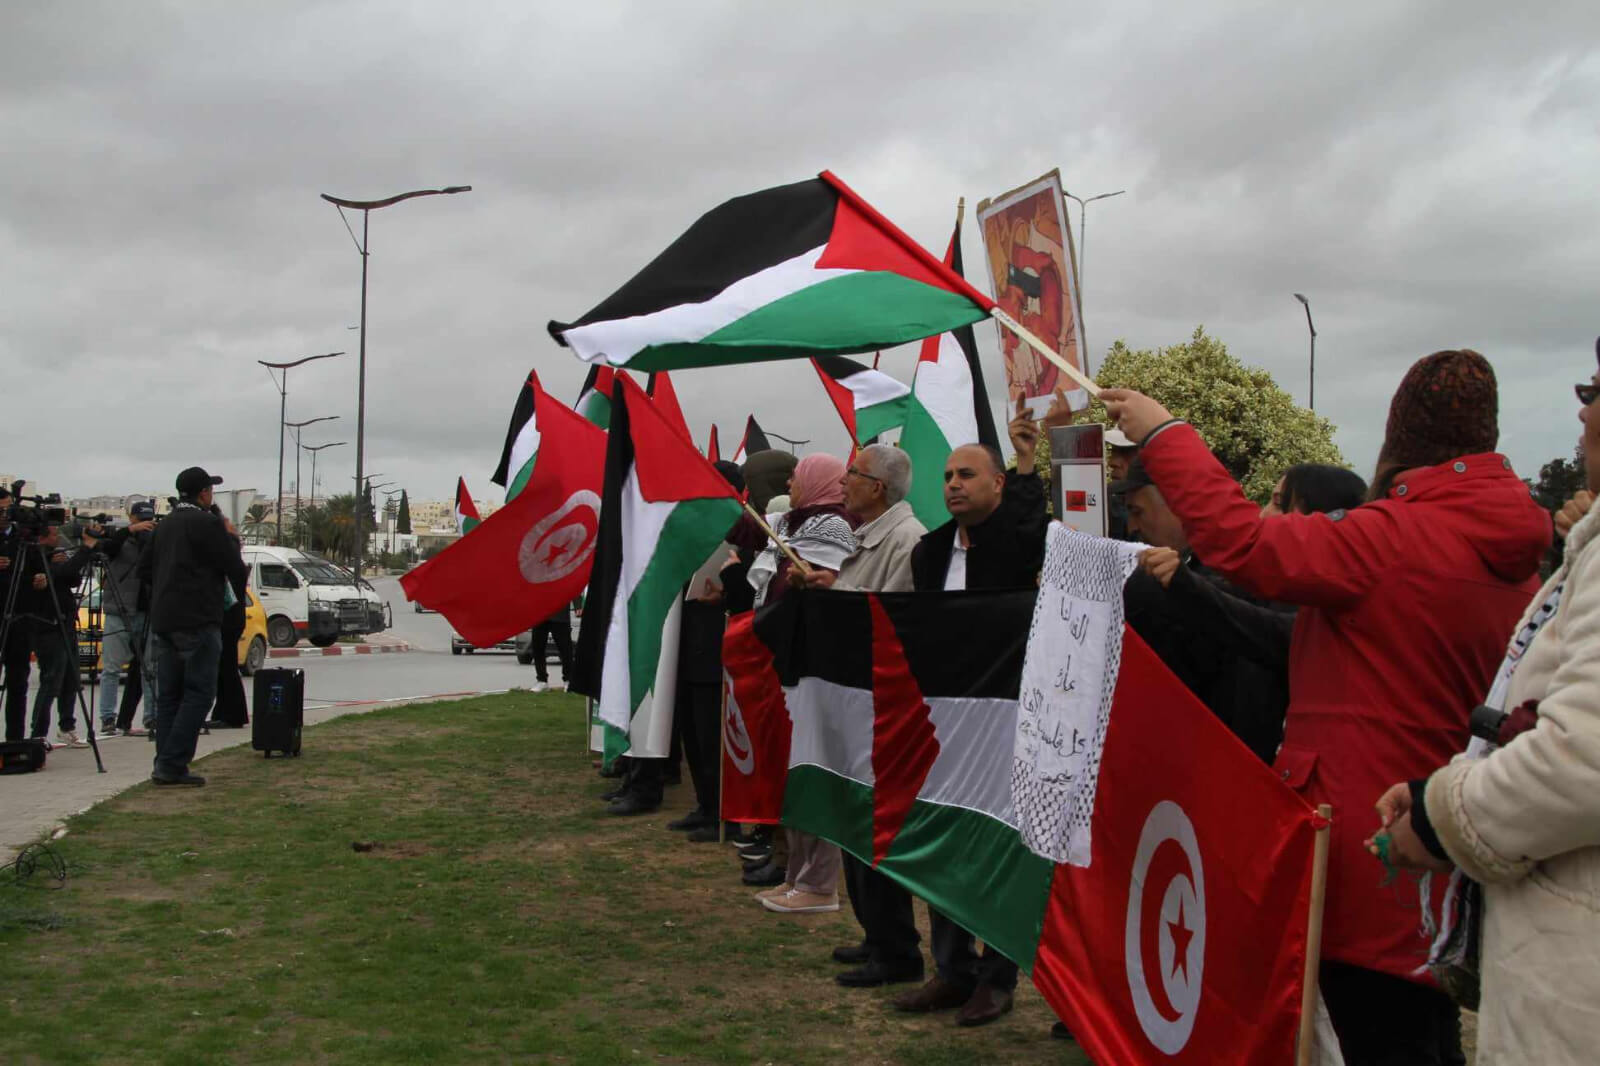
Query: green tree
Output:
[[242, 501, 274, 544], [1528, 445, 1586, 515], [1053, 327, 1345, 502], [396, 489, 412, 535], [302, 494, 359, 565]]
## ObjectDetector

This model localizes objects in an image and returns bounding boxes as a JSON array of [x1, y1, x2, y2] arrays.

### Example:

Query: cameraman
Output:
[[25, 524, 95, 748], [94, 502, 158, 737], [138, 468, 247, 787], [0, 485, 32, 741]]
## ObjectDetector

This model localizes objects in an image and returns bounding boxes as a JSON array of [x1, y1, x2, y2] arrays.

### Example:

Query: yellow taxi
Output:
[[80, 585, 271, 677]]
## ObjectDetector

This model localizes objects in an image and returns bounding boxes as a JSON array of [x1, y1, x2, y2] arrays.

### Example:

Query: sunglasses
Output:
[[1579, 383, 1600, 407]]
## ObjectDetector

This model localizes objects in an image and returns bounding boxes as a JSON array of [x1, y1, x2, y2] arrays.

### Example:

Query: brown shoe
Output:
[[891, 976, 972, 1013], [955, 983, 1014, 1027]]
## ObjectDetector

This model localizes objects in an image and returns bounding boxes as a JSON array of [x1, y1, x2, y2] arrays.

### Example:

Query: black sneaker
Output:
[[151, 772, 206, 787], [725, 827, 761, 847], [684, 824, 722, 843], [99, 723, 120, 738], [833, 943, 872, 965], [741, 859, 785, 887], [836, 959, 926, 988], [606, 793, 660, 817]]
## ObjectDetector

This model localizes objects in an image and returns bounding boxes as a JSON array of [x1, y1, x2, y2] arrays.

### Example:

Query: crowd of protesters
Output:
[[581, 340, 1597, 1065]]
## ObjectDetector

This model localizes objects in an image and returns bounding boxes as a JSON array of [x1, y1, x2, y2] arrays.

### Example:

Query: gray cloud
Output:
[[3, 1, 1597, 508]]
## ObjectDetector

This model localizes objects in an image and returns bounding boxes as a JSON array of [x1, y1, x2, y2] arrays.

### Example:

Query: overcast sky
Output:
[[5, 1, 1597, 506]]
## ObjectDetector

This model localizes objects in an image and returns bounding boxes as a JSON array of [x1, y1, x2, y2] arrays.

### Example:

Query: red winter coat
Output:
[[1141, 424, 1550, 982]]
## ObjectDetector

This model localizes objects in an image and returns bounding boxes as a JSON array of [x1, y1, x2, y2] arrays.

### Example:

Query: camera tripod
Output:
[[0, 535, 107, 773]]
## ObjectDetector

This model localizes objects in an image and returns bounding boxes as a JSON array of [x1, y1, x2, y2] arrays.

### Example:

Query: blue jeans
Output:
[[152, 625, 221, 778], [99, 610, 153, 727]]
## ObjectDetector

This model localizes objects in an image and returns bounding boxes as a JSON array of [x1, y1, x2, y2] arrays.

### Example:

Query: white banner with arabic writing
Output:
[[1012, 524, 1143, 866]]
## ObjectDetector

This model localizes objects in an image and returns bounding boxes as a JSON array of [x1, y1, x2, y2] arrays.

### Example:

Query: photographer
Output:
[[138, 467, 248, 787], [94, 502, 158, 737], [25, 525, 96, 748], [0, 485, 33, 741]]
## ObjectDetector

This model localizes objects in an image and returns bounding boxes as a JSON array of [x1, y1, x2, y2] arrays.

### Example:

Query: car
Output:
[[451, 631, 519, 655], [78, 584, 271, 678], [243, 546, 391, 648]]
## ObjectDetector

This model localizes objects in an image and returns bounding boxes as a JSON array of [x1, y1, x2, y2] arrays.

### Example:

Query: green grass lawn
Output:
[[1, 692, 1088, 1065]]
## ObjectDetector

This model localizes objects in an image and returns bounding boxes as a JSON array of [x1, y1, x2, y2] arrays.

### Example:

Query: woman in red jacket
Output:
[[1104, 350, 1550, 1065]]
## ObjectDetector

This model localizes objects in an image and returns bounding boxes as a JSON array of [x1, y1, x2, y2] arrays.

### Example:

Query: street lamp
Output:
[[300, 440, 346, 548], [287, 416, 339, 545], [320, 184, 472, 578], [258, 352, 343, 543], [1062, 189, 1124, 304], [1293, 293, 1317, 412]]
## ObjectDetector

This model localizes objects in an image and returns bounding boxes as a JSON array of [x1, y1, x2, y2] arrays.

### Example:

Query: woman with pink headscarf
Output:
[[746, 453, 859, 607], [746, 452, 860, 916]]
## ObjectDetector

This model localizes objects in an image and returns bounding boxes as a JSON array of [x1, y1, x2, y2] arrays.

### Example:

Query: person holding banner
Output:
[[1367, 344, 1600, 1065], [894, 408, 1047, 1028], [1104, 350, 1551, 1064], [799, 443, 928, 988]]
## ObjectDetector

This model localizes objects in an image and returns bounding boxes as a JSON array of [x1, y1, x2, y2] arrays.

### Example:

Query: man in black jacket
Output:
[[0, 486, 33, 741], [23, 525, 96, 747], [895, 408, 1046, 1029], [138, 467, 248, 787]]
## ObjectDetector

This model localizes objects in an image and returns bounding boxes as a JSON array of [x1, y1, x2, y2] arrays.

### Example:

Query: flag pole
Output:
[[990, 307, 1101, 399], [740, 499, 812, 575], [1295, 804, 1334, 1066], [717, 680, 728, 845]]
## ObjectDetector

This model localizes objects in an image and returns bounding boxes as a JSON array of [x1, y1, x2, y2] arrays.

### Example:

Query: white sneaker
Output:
[[57, 731, 89, 749], [530, 681, 549, 693]]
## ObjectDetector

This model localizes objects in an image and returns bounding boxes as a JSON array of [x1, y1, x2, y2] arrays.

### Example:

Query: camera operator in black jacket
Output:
[[24, 524, 97, 747], [137, 468, 248, 787], [0, 485, 32, 741]]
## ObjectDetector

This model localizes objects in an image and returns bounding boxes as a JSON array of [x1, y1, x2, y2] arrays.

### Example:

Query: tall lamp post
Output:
[[1062, 189, 1124, 303], [1293, 293, 1317, 412], [287, 416, 339, 545], [320, 184, 472, 577], [299, 440, 346, 548], [258, 352, 343, 543]]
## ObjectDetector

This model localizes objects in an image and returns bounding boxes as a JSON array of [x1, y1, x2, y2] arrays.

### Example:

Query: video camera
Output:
[[5, 480, 68, 535]]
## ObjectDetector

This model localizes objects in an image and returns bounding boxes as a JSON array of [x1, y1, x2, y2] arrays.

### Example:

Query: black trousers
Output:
[[2, 620, 32, 742], [1320, 961, 1464, 1066], [624, 756, 667, 806], [530, 609, 573, 682], [675, 680, 722, 817], [843, 853, 921, 966], [210, 603, 248, 726], [931, 908, 1018, 992]]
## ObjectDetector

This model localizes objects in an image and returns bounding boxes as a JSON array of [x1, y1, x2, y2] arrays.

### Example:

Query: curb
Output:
[[268, 641, 412, 659]]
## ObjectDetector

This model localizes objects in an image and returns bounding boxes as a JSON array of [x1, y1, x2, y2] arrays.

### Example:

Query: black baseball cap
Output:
[[130, 501, 156, 520], [175, 467, 224, 496]]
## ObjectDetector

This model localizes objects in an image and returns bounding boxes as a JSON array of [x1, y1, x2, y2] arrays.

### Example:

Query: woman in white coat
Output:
[[1369, 342, 1600, 1064]]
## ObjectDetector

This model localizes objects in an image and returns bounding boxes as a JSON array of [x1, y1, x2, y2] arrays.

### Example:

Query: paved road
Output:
[[1, 575, 573, 857]]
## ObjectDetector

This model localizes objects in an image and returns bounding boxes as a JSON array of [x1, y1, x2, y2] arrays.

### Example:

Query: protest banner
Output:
[[976, 170, 1090, 415]]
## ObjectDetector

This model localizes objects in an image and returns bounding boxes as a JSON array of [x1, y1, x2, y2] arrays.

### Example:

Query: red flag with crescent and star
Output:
[[400, 370, 606, 647]]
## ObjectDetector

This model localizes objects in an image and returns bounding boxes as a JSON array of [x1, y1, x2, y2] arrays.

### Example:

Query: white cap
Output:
[[1104, 426, 1137, 449]]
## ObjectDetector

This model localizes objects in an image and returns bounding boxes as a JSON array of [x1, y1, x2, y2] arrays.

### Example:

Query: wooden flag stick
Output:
[[1295, 804, 1335, 1066], [740, 498, 812, 575], [990, 306, 1102, 399]]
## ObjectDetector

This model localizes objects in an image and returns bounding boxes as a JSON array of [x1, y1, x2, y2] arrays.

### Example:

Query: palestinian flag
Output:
[[491, 371, 540, 500], [731, 415, 772, 463], [646, 370, 693, 444], [454, 477, 481, 536], [725, 564, 1321, 1064], [898, 220, 1001, 527], [706, 424, 721, 463], [575, 364, 620, 429], [812, 355, 910, 446], [572, 374, 744, 761], [549, 172, 994, 371]]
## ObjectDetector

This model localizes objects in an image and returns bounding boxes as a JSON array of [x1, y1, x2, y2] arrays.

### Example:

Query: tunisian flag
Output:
[[400, 371, 604, 646]]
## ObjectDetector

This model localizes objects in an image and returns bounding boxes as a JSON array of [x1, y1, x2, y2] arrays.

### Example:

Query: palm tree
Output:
[[304, 493, 359, 565], [243, 501, 274, 544]]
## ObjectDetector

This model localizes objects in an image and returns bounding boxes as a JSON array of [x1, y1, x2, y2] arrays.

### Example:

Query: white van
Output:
[[242, 546, 390, 648]]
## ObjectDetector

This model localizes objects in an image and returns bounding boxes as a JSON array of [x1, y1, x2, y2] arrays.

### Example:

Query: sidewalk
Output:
[[268, 632, 412, 660], [0, 687, 485, 860]]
